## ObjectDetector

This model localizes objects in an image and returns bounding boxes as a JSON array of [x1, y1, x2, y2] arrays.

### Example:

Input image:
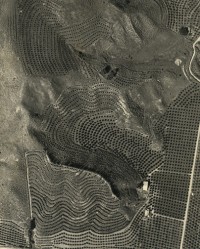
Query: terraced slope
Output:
[[26, 151, 145, 248], [1, 0, 200, 248], [0, 220, 28, 248], [11, 0, 79, 75], [163, 0, 200, 40], [28, 82, 165, 202]]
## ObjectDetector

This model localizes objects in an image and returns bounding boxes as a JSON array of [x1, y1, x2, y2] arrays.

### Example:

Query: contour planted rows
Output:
[[29, 83, 165, 201], [12, 0, 112, 76], [26, 151, 145, 248]]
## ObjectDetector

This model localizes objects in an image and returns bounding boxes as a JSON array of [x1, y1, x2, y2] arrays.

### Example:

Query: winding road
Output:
[[189, 36, 200, 83]]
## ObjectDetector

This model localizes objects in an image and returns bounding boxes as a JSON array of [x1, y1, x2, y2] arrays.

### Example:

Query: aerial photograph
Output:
[[0, 0, 199, 248]]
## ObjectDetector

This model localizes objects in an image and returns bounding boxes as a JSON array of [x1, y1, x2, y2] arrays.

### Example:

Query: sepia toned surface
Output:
[[0, 0, 200, 248]]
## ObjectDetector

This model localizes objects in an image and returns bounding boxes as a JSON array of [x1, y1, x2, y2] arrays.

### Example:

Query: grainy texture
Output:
[[0, 0, 200, 248]]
